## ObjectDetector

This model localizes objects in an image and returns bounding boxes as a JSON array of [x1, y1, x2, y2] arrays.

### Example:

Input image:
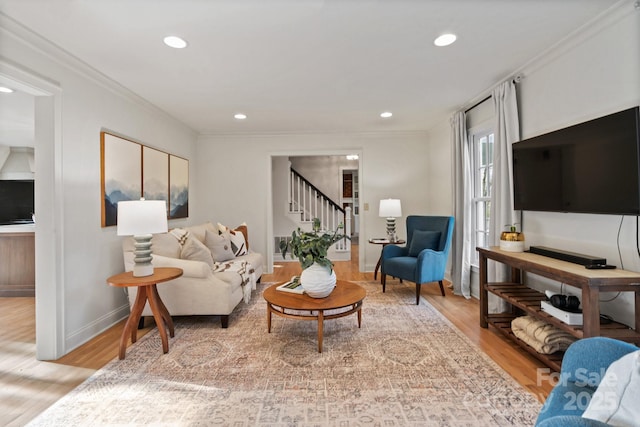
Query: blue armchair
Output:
[[536, 337, 638, 427], [380, 215, 454, 304]]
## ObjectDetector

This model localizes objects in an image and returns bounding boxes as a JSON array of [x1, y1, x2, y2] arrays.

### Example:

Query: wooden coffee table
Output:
[[263, 280, 366, 353]]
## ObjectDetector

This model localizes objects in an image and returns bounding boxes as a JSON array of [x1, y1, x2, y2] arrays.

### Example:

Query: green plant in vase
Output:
[[279, 218, 349, 298], [279, 218, 348, 272]]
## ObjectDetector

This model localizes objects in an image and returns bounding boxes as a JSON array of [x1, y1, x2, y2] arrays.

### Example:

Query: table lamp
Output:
[[379, 198, 402, 241], [117, 199, 168, 277]]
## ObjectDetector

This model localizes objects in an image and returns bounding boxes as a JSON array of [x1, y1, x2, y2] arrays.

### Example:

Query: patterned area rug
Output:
[[29, 281, 541, 426]]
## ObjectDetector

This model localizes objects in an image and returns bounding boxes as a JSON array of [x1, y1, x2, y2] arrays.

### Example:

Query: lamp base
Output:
[[132, 234, 154, 277], [386, 218, 396, 242]]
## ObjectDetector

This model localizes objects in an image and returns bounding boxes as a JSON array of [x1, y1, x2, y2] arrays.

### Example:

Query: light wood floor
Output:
[[0, 244, 553, 426]]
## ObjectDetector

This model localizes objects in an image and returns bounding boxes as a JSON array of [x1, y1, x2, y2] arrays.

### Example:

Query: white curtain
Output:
[[451, 111, 472, 298], [488, 80, 520, 312]]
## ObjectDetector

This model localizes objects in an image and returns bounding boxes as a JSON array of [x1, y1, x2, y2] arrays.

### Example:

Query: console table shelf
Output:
[[478, 247, 640, 370]]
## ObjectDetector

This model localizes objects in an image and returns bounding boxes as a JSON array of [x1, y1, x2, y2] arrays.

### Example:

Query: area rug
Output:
[[28, 280, 541, 426]]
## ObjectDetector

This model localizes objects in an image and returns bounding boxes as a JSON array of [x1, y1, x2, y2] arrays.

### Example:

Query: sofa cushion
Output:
[[185, 222, 217, 243], [408, 230, 441, 257], [149, 233, 181, 258], [204, 230, 235, 262], [180, 236, 214, 269], [582, 350, 640, 426]]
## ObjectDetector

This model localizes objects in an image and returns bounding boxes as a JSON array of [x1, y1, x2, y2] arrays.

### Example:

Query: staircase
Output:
[[276, 168, 351, 261]]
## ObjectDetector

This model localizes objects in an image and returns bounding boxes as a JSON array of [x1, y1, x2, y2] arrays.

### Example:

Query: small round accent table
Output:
[[368, 238, 406, 280], [107, 267, 183, 359], [263, 280, 366, 353]]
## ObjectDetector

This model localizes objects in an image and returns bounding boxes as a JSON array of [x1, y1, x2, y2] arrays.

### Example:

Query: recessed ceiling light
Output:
[[163, 36, 188, 49], [0, 86, 14, 93], [234, 113, 247, 120], [380, 112, 393, 118], [434, 33, 457, 47]]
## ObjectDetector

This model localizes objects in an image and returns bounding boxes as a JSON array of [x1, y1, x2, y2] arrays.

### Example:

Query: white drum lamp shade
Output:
[[117, 199, 168, 277], [379, 199, 402, 241]]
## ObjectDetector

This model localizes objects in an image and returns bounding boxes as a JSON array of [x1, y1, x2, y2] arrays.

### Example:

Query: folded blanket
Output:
[[512, 315, 577, 354], [212, 260, 256, 304]]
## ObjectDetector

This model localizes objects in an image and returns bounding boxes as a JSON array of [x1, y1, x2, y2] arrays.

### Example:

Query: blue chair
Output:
[[380, 215, 454, 304], [536, 337, 638, 427]]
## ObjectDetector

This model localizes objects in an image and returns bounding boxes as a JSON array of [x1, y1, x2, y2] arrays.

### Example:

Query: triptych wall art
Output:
[[100, 131, 189, 227]]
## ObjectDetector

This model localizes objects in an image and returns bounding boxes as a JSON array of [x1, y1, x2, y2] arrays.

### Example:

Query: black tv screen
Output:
[[0, 180, 35, 225], [513, 107, 640, 215]]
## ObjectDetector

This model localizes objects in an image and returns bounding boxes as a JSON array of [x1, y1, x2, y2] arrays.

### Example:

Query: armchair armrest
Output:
[[561, 337, 638, 384], [415, 249, 447, 284], [537, 415, 611, 427], [381, 244, 408, 259]]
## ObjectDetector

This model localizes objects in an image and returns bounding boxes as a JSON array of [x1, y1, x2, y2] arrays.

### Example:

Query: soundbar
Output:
[[529, 246, 606, 266]]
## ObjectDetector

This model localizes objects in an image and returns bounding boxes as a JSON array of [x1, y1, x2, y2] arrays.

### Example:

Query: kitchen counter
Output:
[[0, 223, 35, 233], [0, 225, 35, 296]]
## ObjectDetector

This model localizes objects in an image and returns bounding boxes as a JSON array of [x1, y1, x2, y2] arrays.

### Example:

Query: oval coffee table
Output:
[[263, 280, 366, 353]]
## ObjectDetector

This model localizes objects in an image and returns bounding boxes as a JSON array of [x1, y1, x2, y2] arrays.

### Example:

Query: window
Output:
[[471, 131, 494, 264]]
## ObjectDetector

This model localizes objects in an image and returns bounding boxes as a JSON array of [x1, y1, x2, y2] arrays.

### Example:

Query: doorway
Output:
[[1, 63, 63, 360]]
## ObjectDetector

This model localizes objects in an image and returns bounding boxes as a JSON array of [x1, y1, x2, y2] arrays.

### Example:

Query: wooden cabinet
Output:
[[0, 231, 35, 296], [478, 246, 640, 371]]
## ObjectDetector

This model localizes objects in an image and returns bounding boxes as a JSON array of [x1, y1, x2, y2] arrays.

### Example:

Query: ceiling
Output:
[[0, 0, 622, 142]]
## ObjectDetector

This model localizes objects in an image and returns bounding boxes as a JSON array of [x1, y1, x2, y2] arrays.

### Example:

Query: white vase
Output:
[[300, 262, 336, 298]]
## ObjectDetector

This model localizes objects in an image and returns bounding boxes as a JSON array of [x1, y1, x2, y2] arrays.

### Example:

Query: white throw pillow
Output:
[[217, 222, 248, 256], [204, 230, 235, 262], [582, 350, 640, 427]]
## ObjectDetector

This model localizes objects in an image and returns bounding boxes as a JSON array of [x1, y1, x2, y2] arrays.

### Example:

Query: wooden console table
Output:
[[478, 246, 640, 371]]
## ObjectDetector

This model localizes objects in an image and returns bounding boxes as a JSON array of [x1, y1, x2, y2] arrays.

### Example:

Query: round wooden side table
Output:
[[368, 238, 406, 280], [107, 267, 183, 359]]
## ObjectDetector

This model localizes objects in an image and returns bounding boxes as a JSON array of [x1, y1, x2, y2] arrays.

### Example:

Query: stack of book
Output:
[[276, 276, 304, 294]]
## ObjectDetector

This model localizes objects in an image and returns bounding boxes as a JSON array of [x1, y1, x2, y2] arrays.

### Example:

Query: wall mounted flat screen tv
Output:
[[513, 106, 640, 215], [0, 180, 35, 225]]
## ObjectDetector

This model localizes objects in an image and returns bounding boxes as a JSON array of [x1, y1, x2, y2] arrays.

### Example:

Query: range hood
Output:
[[0, 146, 34, 180]]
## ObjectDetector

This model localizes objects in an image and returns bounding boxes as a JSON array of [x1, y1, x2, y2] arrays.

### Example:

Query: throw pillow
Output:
[[408, 230, 442, 257], [180, 236, 214, 269], [217, 222, 249, 255], [582, 350, 640, 426], [204, 230, 235, 262]]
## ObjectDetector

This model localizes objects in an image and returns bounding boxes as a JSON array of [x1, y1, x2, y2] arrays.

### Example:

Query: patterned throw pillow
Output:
[[204, 230, 235, 262], [217, 222, 249, 256]]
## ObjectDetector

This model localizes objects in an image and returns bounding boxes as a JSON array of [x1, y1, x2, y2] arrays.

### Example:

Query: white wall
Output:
[[515, 2, 640, 327], [430, 2, 640, 326], [0, 18, 198, 357], [195, 131, 433, 273]]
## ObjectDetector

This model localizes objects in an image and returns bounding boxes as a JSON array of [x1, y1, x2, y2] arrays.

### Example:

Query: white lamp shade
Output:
[[117, 200, 168, 236], [379, 199, 402, 218]]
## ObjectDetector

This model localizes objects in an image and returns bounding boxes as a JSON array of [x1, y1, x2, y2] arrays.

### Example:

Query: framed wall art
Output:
[[100, 132, 142, 227], [143, 146, 169, 212], [169, 155, 189, 219], [100, 131, 189, 227]]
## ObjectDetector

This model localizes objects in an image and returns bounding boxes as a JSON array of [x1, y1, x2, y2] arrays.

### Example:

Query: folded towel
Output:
[[512, 315, 577, 354]]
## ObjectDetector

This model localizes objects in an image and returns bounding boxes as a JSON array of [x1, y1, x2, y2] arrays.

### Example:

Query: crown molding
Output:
[[0, 12, 196, 136]]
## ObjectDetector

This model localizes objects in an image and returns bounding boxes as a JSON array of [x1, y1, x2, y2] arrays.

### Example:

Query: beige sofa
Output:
[[122, 222, 263, 328]]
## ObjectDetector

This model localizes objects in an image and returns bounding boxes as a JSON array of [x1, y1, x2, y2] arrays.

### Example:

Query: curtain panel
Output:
[[451, 111, 472, 298], [488, 80, 520, 312]]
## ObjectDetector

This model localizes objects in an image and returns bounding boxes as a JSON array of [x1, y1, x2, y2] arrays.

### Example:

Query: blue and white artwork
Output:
[[143, 146, 169, 211], [169, 155, 189, 219], [101, 133, 142, 227]]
